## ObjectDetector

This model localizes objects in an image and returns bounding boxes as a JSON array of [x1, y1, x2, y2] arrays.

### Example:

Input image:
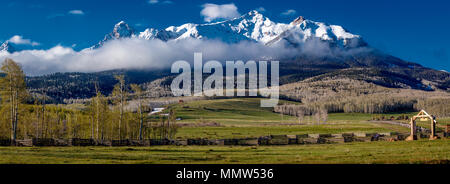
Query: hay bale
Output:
[[354, 132, 367, 137], [319, 134, 332, 138], [296, 134, 308, 139], [308, 134, 320, 138], [370, 133, 382, 141], [269, 135, 289, 145], [224, 139, 239, 145], [54, 139, 71, 146], [294, 135, 308, 144], [379, 132, 392, 136], [286, 135, 296, 139], [237, 138, 258, 146], [187, 139, 211, 145], [150, 139, 169, 145], [339, 133, 354, 142], [342, 133, 354, 137], [316, 137, 328, 144], [343, 137, 354, 142], [71, 138, 96, 146], [0, 139, 11, 146], [257, 137, 270, 145], [174, 140, 188, 146], [32, 138, 56, 146], [213, 139, 225, 146], [286, 135, 297, 144], [331, 134, 343, 138], [301, 138, 318, 144], [97, 140, 112, 146], [112, 139, 132, 146], [16, 139, 33, 147], [288, 138, 298, 144], [130, 140, 150, 146]]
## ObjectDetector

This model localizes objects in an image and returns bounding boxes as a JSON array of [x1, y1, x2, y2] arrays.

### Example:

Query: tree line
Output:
[[0, 59, 179, 142]]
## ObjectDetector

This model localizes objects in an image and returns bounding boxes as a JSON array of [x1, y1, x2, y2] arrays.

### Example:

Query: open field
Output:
[[166, 98, 412, 139], [0, 140, 448, 164], [1, 98, 448, 164]]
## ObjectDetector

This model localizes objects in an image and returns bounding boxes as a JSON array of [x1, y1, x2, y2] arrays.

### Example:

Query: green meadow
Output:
[[1, 98, 448, 164], [0, 140, 448, 164]]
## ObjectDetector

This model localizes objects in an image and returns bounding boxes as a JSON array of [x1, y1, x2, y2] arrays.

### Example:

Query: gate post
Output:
[[429, 118, 438, 140], [406, 118, 417, 141]]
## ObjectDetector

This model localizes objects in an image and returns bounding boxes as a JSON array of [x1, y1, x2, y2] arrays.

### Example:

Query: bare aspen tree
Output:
[[131, 84, 145, 141], [168, 109, 179, 139], [112, 75, 127, 140], [297, 110, 304, 124], [314, 110, 321, 125], [320, 108, 328, 124], [40, 87, 47, 138], [0, 59, 27, 143]]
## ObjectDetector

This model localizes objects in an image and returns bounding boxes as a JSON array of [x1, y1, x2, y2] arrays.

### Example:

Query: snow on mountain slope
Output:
[[265, 16, 364, 47], [92, 21, 136, 49], [0, 41, 17, 53], [151, 10, 288, 43], [138, 28, 158, 40], [92, 10, 364, 49]]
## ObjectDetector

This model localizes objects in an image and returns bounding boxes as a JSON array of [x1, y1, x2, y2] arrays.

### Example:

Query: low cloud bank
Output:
[[0, 38, 371, 76]]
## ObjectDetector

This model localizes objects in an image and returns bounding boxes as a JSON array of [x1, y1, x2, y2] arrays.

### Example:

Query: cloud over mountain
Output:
[[0, 38, 303, 76], [281, 9, 297, 16], [8, 35, 40, 46], [201, 3, 240, 22], [0, 10, 372, 76]]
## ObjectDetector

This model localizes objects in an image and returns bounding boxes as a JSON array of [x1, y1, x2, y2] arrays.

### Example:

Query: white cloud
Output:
[[281, 9, 297, 16], [256, 7, 266, 12], [0, 38, 302, 76], [8, 35, 40, 46], [201, 3, 240, 22], [68, 10, 85, 15], [148, 0, 173, 5], [0, 37, 371, 76]]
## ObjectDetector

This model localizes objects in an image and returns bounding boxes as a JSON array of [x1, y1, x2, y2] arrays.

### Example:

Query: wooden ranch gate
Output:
[[406, 110, 439, 141]]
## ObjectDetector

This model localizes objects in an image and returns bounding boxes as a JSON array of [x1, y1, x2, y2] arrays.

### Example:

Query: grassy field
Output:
[[0, 140, 448, 164], [165, 98, 411, 139], [1, 98, 447, 164]]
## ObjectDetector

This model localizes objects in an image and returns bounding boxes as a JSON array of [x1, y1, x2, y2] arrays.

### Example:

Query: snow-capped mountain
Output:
[[91, 10, 365, 49], [0, 41, 16, 53], [92, 21, 136, 49]]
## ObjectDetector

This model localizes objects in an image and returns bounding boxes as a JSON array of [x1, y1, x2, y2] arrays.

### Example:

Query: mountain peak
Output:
[[92, 11, 363, 49], [112, 21, 135, 39], [291, 16, 305, 26], [248, 10, 261, 15], [242, 10, 265, 20], [116, 20, 127, 26], [0, 41, 16, 53], [90, 21, 136, 49]]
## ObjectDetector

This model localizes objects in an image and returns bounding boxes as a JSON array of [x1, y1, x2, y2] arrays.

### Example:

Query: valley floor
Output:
[[0, 140, 449, 164]]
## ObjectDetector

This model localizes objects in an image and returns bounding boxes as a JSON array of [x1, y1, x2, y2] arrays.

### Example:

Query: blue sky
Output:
[[0, 0, 449, 71]]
